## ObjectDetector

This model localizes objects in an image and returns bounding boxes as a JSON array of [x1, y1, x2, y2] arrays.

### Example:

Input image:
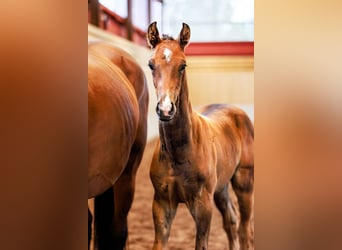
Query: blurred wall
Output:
[[187, 56, 254, 106]]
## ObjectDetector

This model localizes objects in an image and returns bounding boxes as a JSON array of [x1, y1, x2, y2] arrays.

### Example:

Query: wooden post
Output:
[[126, 0, 133, 41], [89, 0, 100, 27], [148, 0, 151, 25]]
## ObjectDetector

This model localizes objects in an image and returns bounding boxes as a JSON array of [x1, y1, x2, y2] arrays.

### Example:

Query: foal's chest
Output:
[[158, 163, 207, 202]]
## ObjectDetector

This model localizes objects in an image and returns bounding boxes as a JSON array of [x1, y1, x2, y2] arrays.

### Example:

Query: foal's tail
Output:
[[93, 187, 115, 249]]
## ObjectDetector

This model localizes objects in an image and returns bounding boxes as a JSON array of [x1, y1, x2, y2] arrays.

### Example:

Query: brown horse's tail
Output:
[[93, 187, 115, 249]]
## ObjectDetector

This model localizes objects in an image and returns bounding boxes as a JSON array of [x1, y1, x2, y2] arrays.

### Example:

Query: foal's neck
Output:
[[159, 73, 193, 165]]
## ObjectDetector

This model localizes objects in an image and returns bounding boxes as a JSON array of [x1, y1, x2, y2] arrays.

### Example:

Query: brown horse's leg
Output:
[[231, 166, 254, 250], [88, 207, 93, 250], [108, 118, 146, 250], [214, 185, 239, 250], [94, 187, 115, 250], [113, 171, 136, 249], [152, 196, 178, 250], [113, 142, 144, 249], [188, 190, 213, 250]]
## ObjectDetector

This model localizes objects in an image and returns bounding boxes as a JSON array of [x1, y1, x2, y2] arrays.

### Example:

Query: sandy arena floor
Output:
[[90, 138, 254, 249]]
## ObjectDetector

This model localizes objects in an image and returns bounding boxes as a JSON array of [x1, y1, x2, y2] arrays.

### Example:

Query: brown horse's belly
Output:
[[88, 53, 139, 198]]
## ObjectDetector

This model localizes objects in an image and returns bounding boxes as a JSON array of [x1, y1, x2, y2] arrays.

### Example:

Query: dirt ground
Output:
[[126, 138, 254, 250], [90, 138, 254, 249]]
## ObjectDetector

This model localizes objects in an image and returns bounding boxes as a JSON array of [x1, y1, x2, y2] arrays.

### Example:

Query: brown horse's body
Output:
[[147, 22, 254, 250], [88, 42, 149, 249]]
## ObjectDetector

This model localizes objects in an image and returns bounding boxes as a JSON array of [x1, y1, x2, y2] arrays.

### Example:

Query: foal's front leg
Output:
[[188, 190, 213, 250], [152, 195, 178, 250]]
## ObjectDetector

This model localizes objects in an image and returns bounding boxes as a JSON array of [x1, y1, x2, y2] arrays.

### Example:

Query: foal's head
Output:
[[147, 22, 191, 121]]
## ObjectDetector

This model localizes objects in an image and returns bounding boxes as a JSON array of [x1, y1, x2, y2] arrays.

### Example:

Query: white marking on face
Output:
[[163, 48, 172, 63], [159, 92, 172, 113]]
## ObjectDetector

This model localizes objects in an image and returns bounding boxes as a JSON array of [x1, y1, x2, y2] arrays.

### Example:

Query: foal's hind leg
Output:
[[214, 185, 239, 250], [231, 166, 254, 249]]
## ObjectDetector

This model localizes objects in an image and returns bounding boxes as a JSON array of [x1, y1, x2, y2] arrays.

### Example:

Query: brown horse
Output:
[[88, 42, 149, 249], [147, 22, 254, 250]]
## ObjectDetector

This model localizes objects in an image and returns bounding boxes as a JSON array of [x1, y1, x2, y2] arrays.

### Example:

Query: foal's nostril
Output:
[[156, 102, 161, 114], [169, 102, 175, 115], [156, 101, 175, 120]]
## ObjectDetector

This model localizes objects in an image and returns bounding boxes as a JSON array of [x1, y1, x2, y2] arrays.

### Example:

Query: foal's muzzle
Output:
[[156, 102, 175, 121]]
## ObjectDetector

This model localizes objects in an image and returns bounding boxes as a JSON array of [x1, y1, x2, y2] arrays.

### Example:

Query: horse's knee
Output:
[[192, 198, 213, 241]]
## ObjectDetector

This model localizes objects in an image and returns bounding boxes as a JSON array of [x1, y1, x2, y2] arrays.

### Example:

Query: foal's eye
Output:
[[179, 64, 187, 72], [148, 62, 155, 71]]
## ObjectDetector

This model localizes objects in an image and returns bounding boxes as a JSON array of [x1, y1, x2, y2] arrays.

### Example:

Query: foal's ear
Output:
[[178, 23, 191, 50], [147, 21, 161, 48]]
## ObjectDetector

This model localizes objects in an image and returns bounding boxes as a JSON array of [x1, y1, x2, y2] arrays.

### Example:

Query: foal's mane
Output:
[[162, 34, 175, 41]]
